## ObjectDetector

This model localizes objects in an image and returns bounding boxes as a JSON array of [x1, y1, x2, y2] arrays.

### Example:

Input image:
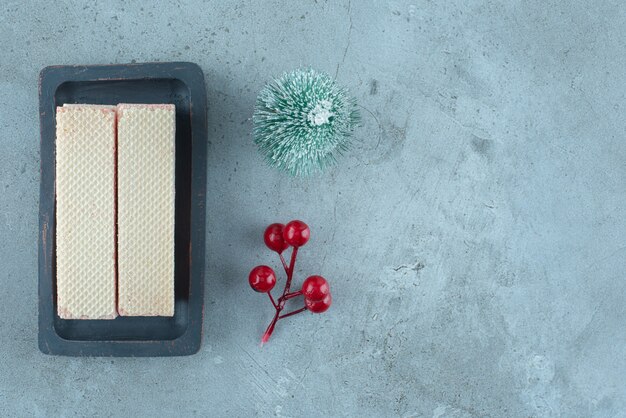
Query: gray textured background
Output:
[[1, 0, 625, 417]]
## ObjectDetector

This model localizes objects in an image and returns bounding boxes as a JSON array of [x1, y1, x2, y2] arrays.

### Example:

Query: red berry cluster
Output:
[[249, 220, 332, 344]]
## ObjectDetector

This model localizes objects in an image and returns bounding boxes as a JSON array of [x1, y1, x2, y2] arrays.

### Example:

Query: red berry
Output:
[[264, 223, 289, 253], [301, 275, 330, 301], [283, 220, 310, 247], [305, 293, 332, 313], [248, 265, 276, 293]]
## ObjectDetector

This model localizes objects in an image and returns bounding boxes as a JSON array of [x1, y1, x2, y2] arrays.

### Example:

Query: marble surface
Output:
[[1, 1, 625, 416]]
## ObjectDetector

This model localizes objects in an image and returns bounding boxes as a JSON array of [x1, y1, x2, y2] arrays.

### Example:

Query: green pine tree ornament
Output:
[[253, 68, 360, 176]]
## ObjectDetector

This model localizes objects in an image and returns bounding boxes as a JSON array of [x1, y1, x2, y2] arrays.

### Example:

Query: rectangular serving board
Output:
[[38, 62, 207, 356]]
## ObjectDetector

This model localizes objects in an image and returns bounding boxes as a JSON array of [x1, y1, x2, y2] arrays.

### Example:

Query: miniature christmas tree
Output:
[[253, 68, 360, 176]]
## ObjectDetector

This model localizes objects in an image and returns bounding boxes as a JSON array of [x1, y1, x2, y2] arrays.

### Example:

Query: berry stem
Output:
[[279, 307, 307, 319], [262, 247, 303, 344], [279, 253, 289, 275], [267, 292, 277, 308], [261, 312, 279, 345], [283, 290, 302, 300], [285, 247, 299, 293]]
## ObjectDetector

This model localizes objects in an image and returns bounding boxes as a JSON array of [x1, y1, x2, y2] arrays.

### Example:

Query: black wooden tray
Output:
[[38, 62, 207, 356]]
